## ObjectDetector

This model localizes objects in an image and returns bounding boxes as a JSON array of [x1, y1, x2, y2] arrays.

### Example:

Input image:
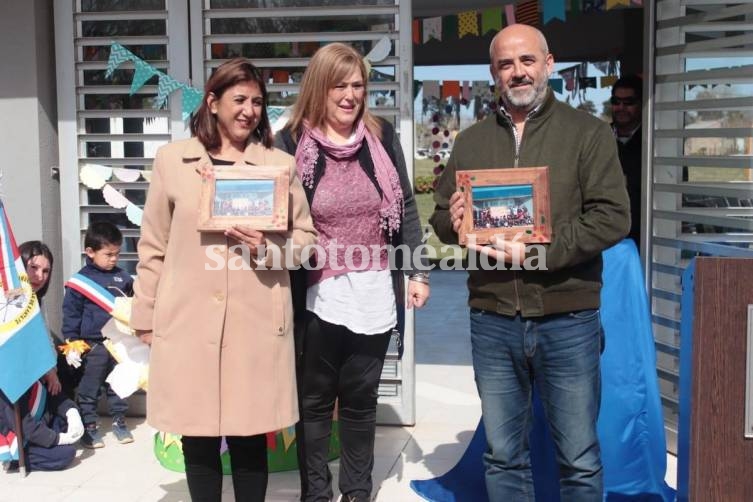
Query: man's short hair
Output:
[[612, 74, 642, 100]]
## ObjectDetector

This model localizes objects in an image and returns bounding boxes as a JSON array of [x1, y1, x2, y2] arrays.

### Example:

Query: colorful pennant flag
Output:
[[181, 85, 203, 122], [442, 14, 458, 40], [549, 78, 564, 94], [481, 7, 503, 35], [412, 19, 420, 44], [606, 0, 631, 8], [601, 75, 619, 88], [442, 81, 461, 99], [580, 77, 597, 89], [458, 11, 479, 38], [542, 0, 567, 24], [154, 73, 184, 110], [423, 80, 440, 100], [516, 0, 541, 27], [0, 200, 56, 404], [130, 58, 156, 96], [505, 4, 517, 25], [423, 17, 442, 43], [105, 42, 135, 79]]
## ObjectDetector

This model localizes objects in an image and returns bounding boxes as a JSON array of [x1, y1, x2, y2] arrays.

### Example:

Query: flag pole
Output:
[[12, 402, 27, 477]]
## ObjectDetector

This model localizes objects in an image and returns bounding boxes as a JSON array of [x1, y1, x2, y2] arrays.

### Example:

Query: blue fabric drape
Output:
[[411, 240, 676, 501]]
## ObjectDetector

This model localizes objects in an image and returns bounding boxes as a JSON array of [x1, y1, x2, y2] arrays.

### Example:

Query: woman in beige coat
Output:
[[131, 58, 316, 502]]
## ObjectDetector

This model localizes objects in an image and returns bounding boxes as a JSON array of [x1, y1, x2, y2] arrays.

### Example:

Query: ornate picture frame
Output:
[[456, 166, 552, 245], [198, 165, 289, 232]]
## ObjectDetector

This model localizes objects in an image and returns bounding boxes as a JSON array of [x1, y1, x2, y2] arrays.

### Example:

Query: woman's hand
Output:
[[407, 280, 430, 309], [44, 368, 62, 396], [225, 225, 266, 260], [135, 330, 153, 346]]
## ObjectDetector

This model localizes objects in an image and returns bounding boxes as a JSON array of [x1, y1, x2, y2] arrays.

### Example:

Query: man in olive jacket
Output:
[[430, 24, 630, 501]]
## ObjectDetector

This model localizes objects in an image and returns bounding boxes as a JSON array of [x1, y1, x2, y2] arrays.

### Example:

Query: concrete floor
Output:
[[1, 270, 677, 501]]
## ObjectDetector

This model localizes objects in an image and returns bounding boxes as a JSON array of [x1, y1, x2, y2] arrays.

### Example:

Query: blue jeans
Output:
[[470, 308, 604, 502]]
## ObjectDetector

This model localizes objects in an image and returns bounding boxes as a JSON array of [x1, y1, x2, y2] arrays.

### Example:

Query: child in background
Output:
[[61, 221, 133, 448], [0, 380, 83, 472]]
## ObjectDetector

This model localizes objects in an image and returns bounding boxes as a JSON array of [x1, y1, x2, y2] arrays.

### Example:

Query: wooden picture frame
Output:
[[198, 165, 289, 232], [456, 166, 551, 245]]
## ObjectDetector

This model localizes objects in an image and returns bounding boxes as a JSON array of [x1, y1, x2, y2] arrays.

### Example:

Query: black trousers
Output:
[[182, 434, 268, 502], [76, 343, 127, 426], [297, 312, 391, 502]]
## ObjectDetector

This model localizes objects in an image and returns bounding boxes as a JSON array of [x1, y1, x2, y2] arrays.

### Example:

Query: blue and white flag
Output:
[[0, 200, 56, 404]]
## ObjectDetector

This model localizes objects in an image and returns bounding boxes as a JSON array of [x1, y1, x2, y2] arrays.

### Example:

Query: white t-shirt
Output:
[[306, 269, 396, 335]]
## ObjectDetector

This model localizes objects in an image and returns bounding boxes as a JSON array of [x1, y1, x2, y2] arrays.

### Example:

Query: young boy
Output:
[[62, 221, 134, 448]]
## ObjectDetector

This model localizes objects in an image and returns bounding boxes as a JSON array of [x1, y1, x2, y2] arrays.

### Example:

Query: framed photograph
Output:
[[198, 165, 289, 232], [456, 166, 551, 245]]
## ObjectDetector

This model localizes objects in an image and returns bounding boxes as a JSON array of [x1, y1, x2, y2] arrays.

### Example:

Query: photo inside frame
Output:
[[212, 179, 275, 218], [471, 184, 534, 230]]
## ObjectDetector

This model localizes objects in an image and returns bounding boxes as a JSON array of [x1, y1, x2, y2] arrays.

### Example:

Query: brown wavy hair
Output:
[[284, 42, 381, 142], [190, 58, 273, 150]]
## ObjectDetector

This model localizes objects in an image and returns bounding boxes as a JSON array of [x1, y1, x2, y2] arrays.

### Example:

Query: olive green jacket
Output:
[[430, 90, 630, 316]]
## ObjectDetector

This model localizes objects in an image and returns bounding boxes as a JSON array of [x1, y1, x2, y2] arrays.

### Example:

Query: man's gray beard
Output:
[[498, 77, 548, 113]]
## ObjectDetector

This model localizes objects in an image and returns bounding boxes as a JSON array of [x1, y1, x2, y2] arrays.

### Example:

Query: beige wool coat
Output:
[[130, 137, 317, 436]]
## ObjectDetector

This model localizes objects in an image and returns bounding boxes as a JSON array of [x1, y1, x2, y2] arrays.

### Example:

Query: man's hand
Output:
[[135, 330, 153, 346], [471, 235, 527, 264], [449, 191, 465, 234], [407, 281, 430, 309]]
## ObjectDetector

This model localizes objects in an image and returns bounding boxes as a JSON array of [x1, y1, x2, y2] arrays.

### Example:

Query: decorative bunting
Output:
[[441, 81, 461, 100], [559, 65, 578, 92], [606, 0, 630, 8], [601, 75, 619, 87], [126, 204, 143, 227], [505, 4, 517, 25], [102, 185, 130, 209], [423, 17, 442, 43], [458, 11, 479, 38], [411, 3, 642, 45], [112, 168, 141, 183], [154, 73, 183, 110], [580, 77, 597, 89], [516, 0, 541, 27], [181, 86, 203, 122], [542, 0, 567, 24], [105, 42, 134, 78], [462, 81, 471, 102], [481, 7, 503, 35], [130, 58, 156, 95], [549, 78, 564, 94], [271, 70, 288, 84], [267, 106, 287, 124], [583, 0, 606, 12], [442, 14, 458, 40], [422, 80, 440, 100]]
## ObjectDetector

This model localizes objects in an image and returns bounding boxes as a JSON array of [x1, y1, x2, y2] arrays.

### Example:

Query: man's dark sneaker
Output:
[[111, 418, 134, 444], [81, 426, 105, 448]]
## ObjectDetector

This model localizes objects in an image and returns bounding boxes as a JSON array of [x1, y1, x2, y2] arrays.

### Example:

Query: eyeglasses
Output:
[[610, 97, 638, 106]]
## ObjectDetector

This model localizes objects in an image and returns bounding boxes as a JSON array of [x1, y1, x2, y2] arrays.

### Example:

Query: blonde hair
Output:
[[285, 43, 382, 141]]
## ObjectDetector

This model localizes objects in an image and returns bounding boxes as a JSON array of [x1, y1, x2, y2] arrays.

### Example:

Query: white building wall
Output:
[[0, 0, 63, 331]]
